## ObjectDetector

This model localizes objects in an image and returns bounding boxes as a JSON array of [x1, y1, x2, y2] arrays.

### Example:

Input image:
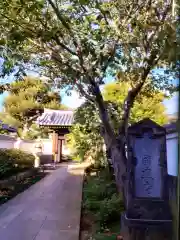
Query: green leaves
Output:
[[1, 76, 66, 138], [0, 0, 177, 146], [66, 101, 106, 164], [0, 0, 176, 91], [103, 82, 168, 127]]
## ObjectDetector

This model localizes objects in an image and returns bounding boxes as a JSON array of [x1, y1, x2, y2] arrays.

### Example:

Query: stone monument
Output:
[[122, 119, 172, 238]]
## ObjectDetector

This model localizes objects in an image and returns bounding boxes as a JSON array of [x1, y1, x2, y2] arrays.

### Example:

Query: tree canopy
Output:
[[103, 82, 168, 127], [0, 1, 177, 90], [0, 0, 178, 190], [0, 76, 67, 138]]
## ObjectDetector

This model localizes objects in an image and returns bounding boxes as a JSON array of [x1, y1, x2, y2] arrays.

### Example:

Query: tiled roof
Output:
[[37, 109, 74, 126]]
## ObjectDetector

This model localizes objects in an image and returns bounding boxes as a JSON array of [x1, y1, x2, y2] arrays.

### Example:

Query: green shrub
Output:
[[0, 149, 35, 178], [0, 149, 14, 176], [83, 169, 117, 204], [95, 193, 124, 228], [83, 167, 124, 230], [6, 149, 34, 168]]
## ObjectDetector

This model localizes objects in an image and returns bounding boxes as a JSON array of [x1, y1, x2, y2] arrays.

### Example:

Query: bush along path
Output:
[[0, 148, 35, 179], [0, 148, 47, 205], [80, 165, 124, 240], [0, 170, 47, 205]]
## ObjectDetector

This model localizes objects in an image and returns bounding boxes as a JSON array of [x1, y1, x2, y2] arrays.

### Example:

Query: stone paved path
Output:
[[0, 163, 86, 240]]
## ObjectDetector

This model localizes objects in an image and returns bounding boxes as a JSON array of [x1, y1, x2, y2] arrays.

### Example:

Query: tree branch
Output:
[[47, 0, 89, 76], [101, 39, 119, 77], [0, 12, 37, 36], [47, 0, 80, 51], [50, 49, 94, 102], [90, 80, 115, 145], [119, 47, 162, 136], [28, 113, 41, 123], [95, 0, 110, 26], [118, 1, 171, 136], [47, 0, 71, 31], [147, 2, 171, 44], [53, 35, 77, 56], [75, 81, 95, 103]]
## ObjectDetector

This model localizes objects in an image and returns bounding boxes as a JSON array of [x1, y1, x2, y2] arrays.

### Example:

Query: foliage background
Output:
[[67, 82, 168, 165], [0, 76, 67, 139]]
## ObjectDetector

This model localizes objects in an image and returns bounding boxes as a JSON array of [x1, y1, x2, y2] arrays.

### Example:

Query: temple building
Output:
[[37, 109, 74, 163]]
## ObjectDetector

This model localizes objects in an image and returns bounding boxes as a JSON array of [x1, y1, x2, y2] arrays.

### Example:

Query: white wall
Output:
[[166, 132, 178, 176], [62, 142, 71, 156], [18, 139, 35, 153], [0, 135, 53, 155], [0, 135, 16, 149], [19, 138, 52, 155], [41, 139, 53, 155]]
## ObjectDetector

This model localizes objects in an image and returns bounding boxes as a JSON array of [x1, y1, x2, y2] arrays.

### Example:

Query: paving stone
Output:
[[43, 217, 79, 231], [0, 163, 85, 240], [0, 219, 45, 240], [35, 229, 78, 240]]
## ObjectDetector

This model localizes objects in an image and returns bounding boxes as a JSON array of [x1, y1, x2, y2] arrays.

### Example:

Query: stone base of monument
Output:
[[121, 212, 172, 240], [121, 212, 172, 229]]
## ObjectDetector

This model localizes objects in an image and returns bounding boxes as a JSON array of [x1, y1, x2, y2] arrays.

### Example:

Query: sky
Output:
[[61, 90, 85, 109]]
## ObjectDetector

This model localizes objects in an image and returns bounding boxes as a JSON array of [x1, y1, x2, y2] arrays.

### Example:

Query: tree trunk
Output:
[[100, 126, 126, 193], [95, 83, 127, 193], [21, 122, 29, 139], [110, 143, 126, 193]]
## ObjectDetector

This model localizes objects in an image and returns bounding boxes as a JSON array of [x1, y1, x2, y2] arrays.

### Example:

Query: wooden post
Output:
[[59, 139, 62, 162], [52, 131, 58, 163]]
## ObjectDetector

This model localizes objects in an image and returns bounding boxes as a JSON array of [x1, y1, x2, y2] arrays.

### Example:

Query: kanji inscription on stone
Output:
[[132, 132, 162, 198]]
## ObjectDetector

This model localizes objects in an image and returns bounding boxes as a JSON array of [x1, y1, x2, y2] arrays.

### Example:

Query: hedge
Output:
[[0, 149, 35, 179]]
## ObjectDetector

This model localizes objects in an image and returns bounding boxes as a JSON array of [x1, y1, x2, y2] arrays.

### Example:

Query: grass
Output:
[[0, 170, 47, 205], [92, 222, 121, 240], [80, 166, 124, 240]]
